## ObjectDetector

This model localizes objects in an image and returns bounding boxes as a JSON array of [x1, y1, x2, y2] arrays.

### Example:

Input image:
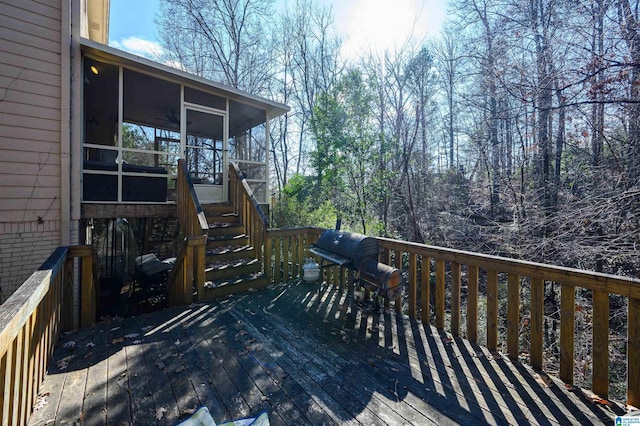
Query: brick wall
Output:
[[0, 220, 61, 302]]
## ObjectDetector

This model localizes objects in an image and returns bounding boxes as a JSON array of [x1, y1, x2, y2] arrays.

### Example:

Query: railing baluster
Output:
[[560, 283, 575, 385], [487, 269, 498, 351], [592, 290, 609, 398], [11, 329, 24, 426], [436, 259, 445, 330], [283, 236, 290, 280], [408, 253, 417, 320], [421, 256, 431, 325], [383, 248, 391, 309], [467, 265, 479, 344], [23, 316, 34, 424], [530, 277, 544, 370], [274, 237, 282, 285], [451, 262, 461, 336], [507, 274, 520, 360], [394, 250, 403, 314], [265, 234, 273, 282], [297, 233, 304, 278], [628, 297, 640, 407], [3, 339, 15, 423]]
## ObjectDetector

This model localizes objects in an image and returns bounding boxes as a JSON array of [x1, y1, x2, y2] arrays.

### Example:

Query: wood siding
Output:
[[0, 0, 63, 300]]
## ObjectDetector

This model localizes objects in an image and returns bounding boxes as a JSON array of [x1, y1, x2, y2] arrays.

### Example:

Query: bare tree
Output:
[[157, 0, 275, 92]]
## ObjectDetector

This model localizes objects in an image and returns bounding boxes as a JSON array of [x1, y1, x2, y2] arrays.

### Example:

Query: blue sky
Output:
[[109, 0, 448, 60]]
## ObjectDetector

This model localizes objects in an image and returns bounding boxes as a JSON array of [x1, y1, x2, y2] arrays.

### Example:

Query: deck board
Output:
[[28, 280, 626, 425]]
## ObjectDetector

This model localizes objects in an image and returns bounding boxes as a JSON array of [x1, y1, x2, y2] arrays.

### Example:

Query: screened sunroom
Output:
[[80, 40, 287, 206]]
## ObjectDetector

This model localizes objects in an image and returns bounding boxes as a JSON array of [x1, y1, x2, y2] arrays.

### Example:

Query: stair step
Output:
[[201, 203, 235, 215], [205, 258, 261, 280], [206, 245, 255, 261], [205, 212, 239, 224], [208, 222, 244, 235], [203, 272, 270, 299], [207, 234, 249, 248]]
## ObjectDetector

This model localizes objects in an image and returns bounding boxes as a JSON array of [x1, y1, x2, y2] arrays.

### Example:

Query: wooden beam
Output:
[[80, 254, 95, 328], [82, 203, 177, 219]]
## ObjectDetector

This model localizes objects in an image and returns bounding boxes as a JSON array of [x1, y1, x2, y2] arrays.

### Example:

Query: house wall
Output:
[[0, 0, 65, 301]]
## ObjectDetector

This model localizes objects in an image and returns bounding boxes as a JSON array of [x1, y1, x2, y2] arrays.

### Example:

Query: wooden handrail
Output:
[[168, 159, 208, 305], [0, 245, 97, 425], [176, 159, 209, 235], [265, 226, 640, 406], [229, 162, 269, 278]]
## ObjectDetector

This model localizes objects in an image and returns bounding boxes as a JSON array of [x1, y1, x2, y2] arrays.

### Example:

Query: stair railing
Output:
[[168, 159, 208, 305], [229, 162, 269, 277]]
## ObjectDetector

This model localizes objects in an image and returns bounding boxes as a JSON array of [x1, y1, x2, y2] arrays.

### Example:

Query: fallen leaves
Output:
[[174, 366, 186, 374], [588, 394, 610, 406], [33, 393, 49, 411], [124, 333, 139, 339], [63, 340, 76, 349], [56, 359, 69, 371], [111, 337, 124, 345], [184, 406, 197, 415], [625, 404, 640, 413], [155, 407, 167, 420], [533, 373, 553, 388]]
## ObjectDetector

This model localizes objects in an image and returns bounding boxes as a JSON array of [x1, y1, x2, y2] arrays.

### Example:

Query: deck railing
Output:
[[168, 159, 208, 305], [0, 245, 98, 426], [266, 226, 640, 407], [230, 162, 269, 272]]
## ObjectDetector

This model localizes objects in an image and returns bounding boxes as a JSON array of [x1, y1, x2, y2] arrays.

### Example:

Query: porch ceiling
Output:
[[80, 38, 290, 121]]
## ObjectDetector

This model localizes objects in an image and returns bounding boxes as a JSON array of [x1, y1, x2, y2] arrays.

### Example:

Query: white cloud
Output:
[[110, 36, 164, 59], [337, 0, 445, 60]]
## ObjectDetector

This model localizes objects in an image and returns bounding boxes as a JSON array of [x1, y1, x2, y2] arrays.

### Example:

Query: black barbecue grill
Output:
[[309, 229, 403, 302]]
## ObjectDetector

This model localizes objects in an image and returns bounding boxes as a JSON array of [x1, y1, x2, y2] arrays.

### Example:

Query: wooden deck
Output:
[[28, 280, 625, 425]]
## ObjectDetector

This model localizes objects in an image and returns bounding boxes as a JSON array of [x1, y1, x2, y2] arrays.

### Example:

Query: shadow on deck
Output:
[[29, 280, 625, 425]]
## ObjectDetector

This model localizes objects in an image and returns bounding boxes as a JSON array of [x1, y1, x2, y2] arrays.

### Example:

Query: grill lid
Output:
[[314, 229, 379, 268]]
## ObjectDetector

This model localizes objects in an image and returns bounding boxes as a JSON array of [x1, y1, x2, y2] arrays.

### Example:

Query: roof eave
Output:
[[80, 38, 290, 118]]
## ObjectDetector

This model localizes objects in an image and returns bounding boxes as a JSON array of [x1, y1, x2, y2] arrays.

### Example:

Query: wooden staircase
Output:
[[201, 203, 269, 298], [167, 160, 270, 306]]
